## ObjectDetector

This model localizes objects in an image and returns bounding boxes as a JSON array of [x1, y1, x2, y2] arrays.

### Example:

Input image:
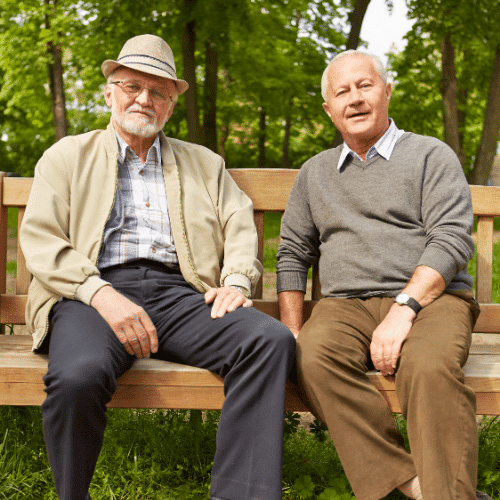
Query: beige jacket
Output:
[[20, 123, 262, 350]]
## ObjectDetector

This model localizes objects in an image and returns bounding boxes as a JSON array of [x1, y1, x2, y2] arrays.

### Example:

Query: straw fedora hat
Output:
[[101, 34, 189, 95]]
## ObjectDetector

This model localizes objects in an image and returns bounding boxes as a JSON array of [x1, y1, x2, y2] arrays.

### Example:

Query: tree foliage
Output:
[[4, 0, 497, 181], [0, 0, 352, 175], [388, 0, 500, 183]]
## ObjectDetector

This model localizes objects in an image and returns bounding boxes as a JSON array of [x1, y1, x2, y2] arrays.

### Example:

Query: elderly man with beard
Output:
[[20, 35, 295, 500]]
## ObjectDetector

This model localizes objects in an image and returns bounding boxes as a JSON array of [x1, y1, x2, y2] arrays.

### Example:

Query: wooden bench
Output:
[[0, 169, 499, 414]]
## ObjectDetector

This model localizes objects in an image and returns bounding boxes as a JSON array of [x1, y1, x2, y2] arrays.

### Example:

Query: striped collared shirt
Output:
[[97, 133, 178, 270], [337, 118, 405, 170]]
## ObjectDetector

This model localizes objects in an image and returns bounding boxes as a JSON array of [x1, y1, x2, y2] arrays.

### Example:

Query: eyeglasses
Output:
[[110, 80, 173, 104]]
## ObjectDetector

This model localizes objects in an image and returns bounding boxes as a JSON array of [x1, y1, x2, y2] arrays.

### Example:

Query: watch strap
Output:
[[395, 293, 422, 314], [405, 296, 422, 314]]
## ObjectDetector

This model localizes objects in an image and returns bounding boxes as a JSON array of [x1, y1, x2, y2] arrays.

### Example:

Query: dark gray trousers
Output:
[[41, 262, 295, 500]]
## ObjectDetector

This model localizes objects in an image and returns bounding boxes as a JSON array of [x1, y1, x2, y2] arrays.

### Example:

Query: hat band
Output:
[[117, 54, 177, 79]]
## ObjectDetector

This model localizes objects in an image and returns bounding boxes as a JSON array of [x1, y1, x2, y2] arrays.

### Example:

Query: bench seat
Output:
[[0, 332, 498, 414]]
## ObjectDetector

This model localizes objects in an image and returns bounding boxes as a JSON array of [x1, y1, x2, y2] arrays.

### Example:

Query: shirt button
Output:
[[146, 202, 150, 207], [140, 171, 145, 175], [152, 247, 156, 253]]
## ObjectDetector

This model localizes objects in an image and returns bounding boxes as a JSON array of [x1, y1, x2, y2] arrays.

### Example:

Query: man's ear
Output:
[[386, 82, 392, 100], [322, 102, 333, 121], [104, 85, 113, 108]]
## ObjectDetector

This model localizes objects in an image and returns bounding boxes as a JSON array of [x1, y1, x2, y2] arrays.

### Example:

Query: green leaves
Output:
[[292, 474, 316, 498], [290, 474, 356, 499], [389, 0, 500, 182]]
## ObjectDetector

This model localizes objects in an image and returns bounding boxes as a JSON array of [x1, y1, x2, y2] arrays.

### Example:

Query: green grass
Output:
[[8, 207, 18, 237], [0, 407, 497, 499], [263, 212, 313, 279], [6, 208, 19, 277], [467, 241, 500, 303]]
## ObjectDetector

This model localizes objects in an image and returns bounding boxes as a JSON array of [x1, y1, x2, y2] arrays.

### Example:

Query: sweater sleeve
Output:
[[417, 140, 474, 286], [276, 165, 320, 293]]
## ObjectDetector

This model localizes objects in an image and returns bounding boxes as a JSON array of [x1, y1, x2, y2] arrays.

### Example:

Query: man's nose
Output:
[[135, 88, 153, 105], [348, 88, 364, 106]]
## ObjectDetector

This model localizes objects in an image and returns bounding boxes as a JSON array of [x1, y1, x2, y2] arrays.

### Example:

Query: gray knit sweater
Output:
[[276, 132, 474, 298]]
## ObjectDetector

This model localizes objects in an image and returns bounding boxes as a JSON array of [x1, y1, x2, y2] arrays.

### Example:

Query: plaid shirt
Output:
[[97, 133, 178, 270]]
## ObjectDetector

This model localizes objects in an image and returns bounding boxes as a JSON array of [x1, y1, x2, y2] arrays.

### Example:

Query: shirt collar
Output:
[[115, 131, 161, 166], [337, 118, 405, 170]]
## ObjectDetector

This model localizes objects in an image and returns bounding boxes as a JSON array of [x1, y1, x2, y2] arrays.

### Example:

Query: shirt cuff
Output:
[[223, 274, 252, 296], [75, 275, 111, 305]]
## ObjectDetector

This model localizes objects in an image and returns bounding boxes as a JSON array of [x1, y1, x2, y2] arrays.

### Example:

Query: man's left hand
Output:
[[205, 287, 253, 319], [370, 304, 416, 375]]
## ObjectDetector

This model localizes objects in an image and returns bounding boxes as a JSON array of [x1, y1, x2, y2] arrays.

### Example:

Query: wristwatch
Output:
[[230, 285, 250, 298], [394, 293, 422, 315]]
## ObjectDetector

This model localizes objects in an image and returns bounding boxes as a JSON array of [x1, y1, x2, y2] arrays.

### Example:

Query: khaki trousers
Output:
[[296, 294, 480, 500]]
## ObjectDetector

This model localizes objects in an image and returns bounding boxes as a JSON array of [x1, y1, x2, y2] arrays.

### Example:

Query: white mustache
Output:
[[126, 105, 156, 119]]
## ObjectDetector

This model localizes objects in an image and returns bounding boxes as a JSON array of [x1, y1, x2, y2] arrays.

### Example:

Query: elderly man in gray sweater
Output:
[[277, 50, 491, 500]]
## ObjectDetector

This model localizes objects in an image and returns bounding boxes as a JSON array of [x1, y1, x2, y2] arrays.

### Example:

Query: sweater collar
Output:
[[337, 118, 405, 170]]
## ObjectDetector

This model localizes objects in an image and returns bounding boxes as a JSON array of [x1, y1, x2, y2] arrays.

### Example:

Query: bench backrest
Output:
[[1, 170, 500, 332]]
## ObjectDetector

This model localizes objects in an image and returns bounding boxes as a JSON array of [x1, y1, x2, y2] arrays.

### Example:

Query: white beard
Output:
[[112, 105, 162, 138]]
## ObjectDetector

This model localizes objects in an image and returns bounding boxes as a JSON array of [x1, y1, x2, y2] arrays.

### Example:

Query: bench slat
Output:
[[473, 304, 500, 332], [0, 335, 497, 412], [0, 295, 28, 324], [228, 168, 297, 211], [16, 208, 30, 294], [2, 177, 32, 207], [3, 295, 500, 333], [470, 185, 500, 215], [476, 216, 494, 303]]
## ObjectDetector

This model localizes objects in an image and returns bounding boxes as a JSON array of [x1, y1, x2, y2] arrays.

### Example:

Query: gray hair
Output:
[[321, 50, 387, 101]]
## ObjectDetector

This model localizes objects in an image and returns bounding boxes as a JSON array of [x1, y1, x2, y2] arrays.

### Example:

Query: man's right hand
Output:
[[90, 285, 158, 358]]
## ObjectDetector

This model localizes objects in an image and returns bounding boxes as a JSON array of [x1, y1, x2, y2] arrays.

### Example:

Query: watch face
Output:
[[396, 293, 410, 305]]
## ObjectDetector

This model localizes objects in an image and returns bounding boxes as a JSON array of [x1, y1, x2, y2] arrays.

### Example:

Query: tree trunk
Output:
[[282, 113, 291, 168], [45, 0, 67, 142], [457, 49, 469, 151], [182, 0, 202, 144], [258, 107, 266, 168], [469, 46, 500, 185], [332, 0, 372, 147], [346, 0, 372, 50], [440, 34, 464, 165], [219, 123, 230, 160], [203, 39, 218, 153]]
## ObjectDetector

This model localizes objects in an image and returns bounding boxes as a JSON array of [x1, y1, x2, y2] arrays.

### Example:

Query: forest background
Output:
[[0, 0, 499, 184]]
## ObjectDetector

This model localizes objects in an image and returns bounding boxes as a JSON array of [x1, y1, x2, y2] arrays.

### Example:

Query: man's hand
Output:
[[205, 287, 252, 319], [370, 304, 416, 376], [371, 266, 445, 375], [90, 285, 158, 358]]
